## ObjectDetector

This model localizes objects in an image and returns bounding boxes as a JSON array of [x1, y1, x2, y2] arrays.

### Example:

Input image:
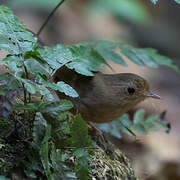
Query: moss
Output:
[[0, 118, 13, 137], [0, 141, 14, 175], [89, 141, 137, 180]]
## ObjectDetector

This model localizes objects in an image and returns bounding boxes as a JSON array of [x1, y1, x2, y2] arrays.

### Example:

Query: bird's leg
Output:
[[87, 121, 108, 150]]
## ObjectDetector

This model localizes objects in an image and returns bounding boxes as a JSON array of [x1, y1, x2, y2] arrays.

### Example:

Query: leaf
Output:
[[98, 122, 122, 138], [0, 74, 22, 118], [66, 45, 108, 76], [38, 44, 108, 76], [74, 148, 91, 180], [146, 114, 159, 123], [98, 114, 133, 138], [84, 40, 127, 66], [120, 126, 136, 137], [36, 85, 53, 99], [143, 121, 157, 131], [174, 0, 180, 3], [57, 81, 78, 97], [50, 149, 76, 179], [40, 100, 73, 118], [13, 101, 49, 112], [0, 5, 37, 55], [17, 77, 53, 99], [134, 109, 145, 124], [89, 0, 150, 24], [33, 112, 47, 146], [0, 118, 13, 137], [2, 55, 24, 73], [14, 103, 37, 112], [23, 81, 37, 94], [32, 113, 54, 179], [150, 0, 158, 4], [38, 44, 72, 70], [118, 114, 132, 127], [57, 112, 68, 121], [24, 58, 50, 75], [45, 81, 78, 98], [132, 124, 147, 135], [155, 121, 169, 131], [57, 120, 70, 135], [40, 124, 53, 180], [140, 48, 179, 72], [110, 121, 122, 138], [14, 101, 72, 116], [23, 152, 43, 179], [99, 109, 169, 138], [82, 40, 179, 72], [0, 73, 21, 91], [24, 169, 37, 179], [97, 123, 112, 133], [10, 0, 61, 9], [71, 114, 92, 148], [0, 176, 11, 180]]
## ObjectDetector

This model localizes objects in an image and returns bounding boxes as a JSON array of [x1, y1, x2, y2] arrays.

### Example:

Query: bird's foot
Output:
[[87, 122, 108, 150]]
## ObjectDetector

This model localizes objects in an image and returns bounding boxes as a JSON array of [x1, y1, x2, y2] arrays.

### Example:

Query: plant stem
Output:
[[24, 66, 31, 103], [22, 83, 27, 105], [37, 0, 67, 36]]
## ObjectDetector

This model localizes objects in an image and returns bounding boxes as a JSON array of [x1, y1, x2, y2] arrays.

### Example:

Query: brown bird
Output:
[[53, 67, 160, 123]]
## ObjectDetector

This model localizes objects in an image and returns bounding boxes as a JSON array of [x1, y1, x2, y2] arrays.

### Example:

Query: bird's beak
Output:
[[146, 92, 161, 99]]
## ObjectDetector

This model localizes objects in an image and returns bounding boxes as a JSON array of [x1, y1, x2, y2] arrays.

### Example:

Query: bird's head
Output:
[[110, 73, 160, 106]]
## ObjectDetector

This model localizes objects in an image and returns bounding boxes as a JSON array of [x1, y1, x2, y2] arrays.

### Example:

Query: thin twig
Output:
[[22, 83, 27, 105], [37, 0, 66, 36], [24, 66, 31, 103], [59, 147, 98, 150]]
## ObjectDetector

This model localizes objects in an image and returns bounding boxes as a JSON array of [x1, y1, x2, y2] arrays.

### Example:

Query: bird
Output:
[[53, 66, 160, 123]]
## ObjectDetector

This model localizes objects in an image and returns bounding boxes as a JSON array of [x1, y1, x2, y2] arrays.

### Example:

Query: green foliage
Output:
[[25, 112, 93, 179], [150, 0, 158, 4], [0, 5, 37, 55], [24, 112, 51, 179], [89, 0, 151, 24], [98, 109, 169, 138], [38, 44, 108, 76], [50, 148, 77, 180], [150, 0, 180, 4], [33, 112, 48, 146], [0, 5, 79, 100], [71, 114, 92, 148], [37, 44, 74, 71], [44, 81, 78, 98], [0, 176, 10, 180], [82, 40, 179, 72], [0, 118, 13, 137], [23, 110, 71, 179], [40, 100, 73, 117], [40, 124, 53, 180], [71, 114, 93, 180], [74, 148, 91, 180], [9, 0, 61, 9], [174, 0, 180, 4], [65, 46, 107, 76], [0, 73, 21, 92]]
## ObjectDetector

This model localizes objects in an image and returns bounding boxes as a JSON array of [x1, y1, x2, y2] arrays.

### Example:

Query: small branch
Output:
[[37, 0, 67, 36]]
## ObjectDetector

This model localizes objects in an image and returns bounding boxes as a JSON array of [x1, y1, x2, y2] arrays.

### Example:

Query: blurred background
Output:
[[0, 0, 180, 179]]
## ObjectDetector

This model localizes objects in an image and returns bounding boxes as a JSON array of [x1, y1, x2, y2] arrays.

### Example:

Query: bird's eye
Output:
[[127, 87, 135, 95]]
